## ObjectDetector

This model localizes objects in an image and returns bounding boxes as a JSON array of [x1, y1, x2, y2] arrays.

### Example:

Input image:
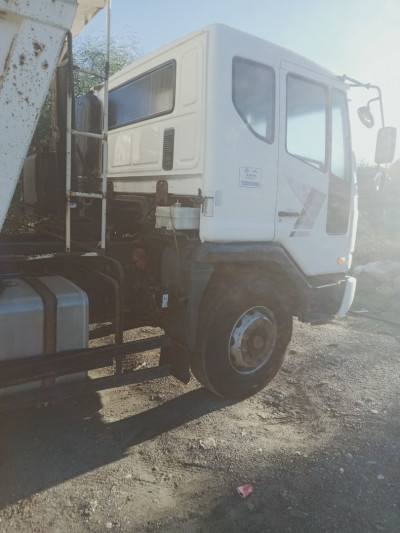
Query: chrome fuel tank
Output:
[[0, 276, 88, 395]]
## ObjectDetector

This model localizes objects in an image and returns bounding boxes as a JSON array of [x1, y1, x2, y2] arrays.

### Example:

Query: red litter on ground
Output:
[[237, 484, 254, 498]]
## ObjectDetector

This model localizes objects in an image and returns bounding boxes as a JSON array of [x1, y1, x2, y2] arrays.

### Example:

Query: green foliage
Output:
[[31, 34, 141, 149], [4, 34, 142, 232], [73, 33, 141, 96], [355, 159, 400, 264]]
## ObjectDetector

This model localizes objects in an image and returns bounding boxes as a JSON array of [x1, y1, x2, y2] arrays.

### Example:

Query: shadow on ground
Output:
[[0, 387, 234, 508]]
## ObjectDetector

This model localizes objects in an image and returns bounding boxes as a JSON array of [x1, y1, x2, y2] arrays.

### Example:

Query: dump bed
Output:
[[0, 0, 105, 230]]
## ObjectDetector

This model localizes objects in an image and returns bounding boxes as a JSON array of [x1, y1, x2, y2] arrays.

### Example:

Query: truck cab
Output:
[[95, 25, 357, 278]]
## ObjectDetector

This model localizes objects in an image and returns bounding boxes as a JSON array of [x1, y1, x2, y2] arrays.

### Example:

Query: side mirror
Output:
[[375, 126, 397, 165], [357, 106, 375, 128]]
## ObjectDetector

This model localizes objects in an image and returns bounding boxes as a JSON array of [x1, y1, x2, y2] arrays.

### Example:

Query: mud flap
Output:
[[159, 342, 191, 384]]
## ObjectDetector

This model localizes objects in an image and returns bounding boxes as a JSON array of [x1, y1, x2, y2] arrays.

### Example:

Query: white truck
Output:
[[0, 2, 397, 405]]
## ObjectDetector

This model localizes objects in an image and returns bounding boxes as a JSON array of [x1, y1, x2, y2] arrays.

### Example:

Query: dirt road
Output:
[[0, 299, 399, 532]]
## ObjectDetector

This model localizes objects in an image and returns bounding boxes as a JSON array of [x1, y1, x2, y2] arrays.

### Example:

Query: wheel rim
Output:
[[228, 306, 277, 375]]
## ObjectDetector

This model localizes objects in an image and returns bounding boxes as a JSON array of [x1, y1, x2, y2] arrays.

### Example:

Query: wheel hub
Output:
[[229, 306, 276, 374]]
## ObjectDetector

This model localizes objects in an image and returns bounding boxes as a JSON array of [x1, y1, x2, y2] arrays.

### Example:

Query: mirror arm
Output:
[[372, 86, 385, 128], [340, 75, 385, 127]]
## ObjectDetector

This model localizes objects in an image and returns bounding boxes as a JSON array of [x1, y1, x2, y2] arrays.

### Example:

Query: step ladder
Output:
[[65, 0, 111, 253]]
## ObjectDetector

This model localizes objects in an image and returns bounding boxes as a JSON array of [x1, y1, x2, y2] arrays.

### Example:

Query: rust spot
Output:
[[33, 41, 45, 56], [19, 54, 26, 66], [41, 60, 49, 70]]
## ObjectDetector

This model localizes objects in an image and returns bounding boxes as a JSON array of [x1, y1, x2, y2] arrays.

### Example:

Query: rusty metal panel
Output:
[[0, 1, 81, 230], [0, 1, 105, 234]]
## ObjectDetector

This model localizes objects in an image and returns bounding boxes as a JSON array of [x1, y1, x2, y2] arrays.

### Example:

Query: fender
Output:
[[162, 241, 348, 355]]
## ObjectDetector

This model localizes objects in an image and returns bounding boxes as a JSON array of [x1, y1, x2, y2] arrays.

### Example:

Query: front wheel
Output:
[[191, 276, 292, 399]]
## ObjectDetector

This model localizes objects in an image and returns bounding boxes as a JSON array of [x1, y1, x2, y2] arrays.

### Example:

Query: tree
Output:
[[31, 34, 141, 149], [73, 33, 141, 97], [1, 34, 141, 232]]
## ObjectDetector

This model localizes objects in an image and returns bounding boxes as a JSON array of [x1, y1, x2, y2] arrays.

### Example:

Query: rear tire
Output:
[[191, 276, 292, 399]]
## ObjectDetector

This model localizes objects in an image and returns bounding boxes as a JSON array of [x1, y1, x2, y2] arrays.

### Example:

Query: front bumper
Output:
[[299, 275, 356, 324], [336, 276, 357, 316]]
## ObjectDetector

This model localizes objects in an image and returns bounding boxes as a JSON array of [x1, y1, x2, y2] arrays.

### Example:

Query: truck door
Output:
[[275, 62, 353, 276]]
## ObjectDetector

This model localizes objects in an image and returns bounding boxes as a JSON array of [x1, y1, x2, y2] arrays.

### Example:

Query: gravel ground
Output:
[[0, 276, 399, 532]]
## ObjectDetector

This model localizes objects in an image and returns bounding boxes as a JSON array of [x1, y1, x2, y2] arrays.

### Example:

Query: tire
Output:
[[191, 275, 292, 399]]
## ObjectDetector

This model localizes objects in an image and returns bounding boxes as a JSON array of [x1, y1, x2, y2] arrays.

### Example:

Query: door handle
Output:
[[278, 211, 300, 217]]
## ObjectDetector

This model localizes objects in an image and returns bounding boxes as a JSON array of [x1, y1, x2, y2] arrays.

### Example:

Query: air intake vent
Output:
[[162, 128, 175, 171]]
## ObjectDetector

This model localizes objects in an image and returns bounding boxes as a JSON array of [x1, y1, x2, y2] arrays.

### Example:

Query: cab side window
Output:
[[286, 75, 327, 171], [232, 57, 275, 143], [331, 89, 351, 180], [109, 61, 176, 130]]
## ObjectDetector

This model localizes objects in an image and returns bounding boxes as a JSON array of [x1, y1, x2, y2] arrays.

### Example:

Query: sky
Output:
[[81, 0, 400, 164]]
